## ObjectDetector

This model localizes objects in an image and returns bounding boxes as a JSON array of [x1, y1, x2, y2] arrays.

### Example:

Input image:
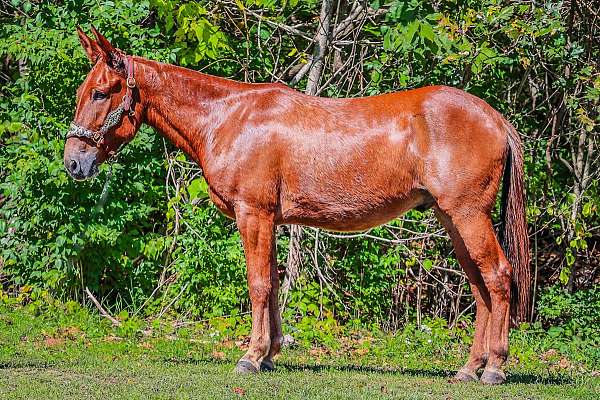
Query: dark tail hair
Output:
[[499, 126, 531, 324]]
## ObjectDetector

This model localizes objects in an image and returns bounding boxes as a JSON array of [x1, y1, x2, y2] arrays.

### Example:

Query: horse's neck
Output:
[[138, 58, 245, 167]]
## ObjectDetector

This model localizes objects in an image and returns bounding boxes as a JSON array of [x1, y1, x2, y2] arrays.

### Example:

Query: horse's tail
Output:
[[499, 125, 531, 325]]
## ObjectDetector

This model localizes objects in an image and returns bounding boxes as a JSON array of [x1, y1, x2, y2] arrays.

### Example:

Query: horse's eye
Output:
[[92, 90, 107, 100]]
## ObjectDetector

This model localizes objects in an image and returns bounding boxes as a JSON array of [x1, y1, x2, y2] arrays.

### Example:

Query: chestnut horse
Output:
[[64, 28, 530, 384]]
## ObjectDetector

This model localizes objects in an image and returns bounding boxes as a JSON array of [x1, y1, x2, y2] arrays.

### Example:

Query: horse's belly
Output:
[[279, 189, 431, 232]]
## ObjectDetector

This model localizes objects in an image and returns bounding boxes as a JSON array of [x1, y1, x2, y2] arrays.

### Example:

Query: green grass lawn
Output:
[[0, 302, 598, 399]]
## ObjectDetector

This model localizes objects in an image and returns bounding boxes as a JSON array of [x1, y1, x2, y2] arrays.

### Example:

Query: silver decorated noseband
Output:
[[67, 105, 126, 143]]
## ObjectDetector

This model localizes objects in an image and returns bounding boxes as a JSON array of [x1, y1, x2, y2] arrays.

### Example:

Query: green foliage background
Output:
[[0, 0, 598, 346]]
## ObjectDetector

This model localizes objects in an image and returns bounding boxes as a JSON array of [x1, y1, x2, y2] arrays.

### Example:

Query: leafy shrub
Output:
[[537, 285, 600, 341]]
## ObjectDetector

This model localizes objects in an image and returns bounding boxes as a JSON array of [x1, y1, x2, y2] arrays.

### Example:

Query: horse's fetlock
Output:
[[272, 334, 283, 346], [256, 338, 271, 356], [481, 352, 489, 364]]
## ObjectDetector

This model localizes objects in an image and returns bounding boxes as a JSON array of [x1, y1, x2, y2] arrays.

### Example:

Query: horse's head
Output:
[[64, 26, 142, 180]]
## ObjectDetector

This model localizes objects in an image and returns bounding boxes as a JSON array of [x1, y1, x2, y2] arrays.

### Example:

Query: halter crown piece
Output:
[[66, 55, 136, 145]]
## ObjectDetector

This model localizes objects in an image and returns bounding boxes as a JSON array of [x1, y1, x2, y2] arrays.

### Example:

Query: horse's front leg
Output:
[[259, 242, 283, 372], [234, 204, 275, 373]]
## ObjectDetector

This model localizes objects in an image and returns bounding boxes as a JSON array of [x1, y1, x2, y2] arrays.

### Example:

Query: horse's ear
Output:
[[90, 25, 115, 57], [77, 26, 99, 63], [90, 25, 126, 73]]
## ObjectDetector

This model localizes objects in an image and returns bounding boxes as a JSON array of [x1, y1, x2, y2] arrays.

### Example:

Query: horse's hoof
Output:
[[234, 359, 259, 374], [449, 368, 479, 383], [260, 360, 275, 372], [480, 368, 506, 385]]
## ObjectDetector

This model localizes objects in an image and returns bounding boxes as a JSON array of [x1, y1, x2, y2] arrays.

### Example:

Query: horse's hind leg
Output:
[[436, 208, 511, 384], [436, 209, 490, 382]]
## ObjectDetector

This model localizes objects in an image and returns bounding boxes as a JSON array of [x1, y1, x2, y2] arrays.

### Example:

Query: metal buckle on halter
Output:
[[126, 76, 136, 88], [92, 130, 102, 143]]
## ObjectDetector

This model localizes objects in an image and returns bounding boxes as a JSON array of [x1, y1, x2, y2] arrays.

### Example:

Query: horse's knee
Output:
[[249, 281, 271, 303]]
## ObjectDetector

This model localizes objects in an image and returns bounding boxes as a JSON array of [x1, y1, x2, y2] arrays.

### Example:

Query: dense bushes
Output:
[[1, 1, 598, 331], [538, 285, 600, 340]]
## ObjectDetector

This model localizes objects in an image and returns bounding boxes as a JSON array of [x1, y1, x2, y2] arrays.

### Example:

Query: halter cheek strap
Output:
[[66, 55, 136, 146]]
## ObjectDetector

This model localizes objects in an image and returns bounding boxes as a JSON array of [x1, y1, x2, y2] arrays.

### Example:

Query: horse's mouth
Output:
[[69, 169, 99, 181]]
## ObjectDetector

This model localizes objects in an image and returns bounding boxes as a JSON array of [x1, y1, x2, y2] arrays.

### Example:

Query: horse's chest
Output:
[[208, 187, 235, 219]]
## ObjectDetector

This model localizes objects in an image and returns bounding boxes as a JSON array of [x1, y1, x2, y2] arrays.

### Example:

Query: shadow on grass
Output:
[[278, 363, 576, 385], [0, 359, 57, 369], [161, 357, 576, 386], [2, 350, 576, 387], [278, 362, 448, 378], [282, 363, 578, 385], [504, 372, 576, 385]]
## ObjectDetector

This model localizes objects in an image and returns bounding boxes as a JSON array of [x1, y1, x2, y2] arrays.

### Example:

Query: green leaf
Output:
[[405, 21, 419, 44], [565, 250, 575, 266], [582, 202, 592, 217], [423, 259, 433, 271], [548, 326, 564, 337], [419, 22, 435, 43], [188, 178, 209, 200], [371, 69, 381, 84], [117, 310, 130, 320], [559, 267, 570, 285]]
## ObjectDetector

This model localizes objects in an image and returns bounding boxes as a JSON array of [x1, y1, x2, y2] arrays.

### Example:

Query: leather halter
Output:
[[66, 55, 136, 146]]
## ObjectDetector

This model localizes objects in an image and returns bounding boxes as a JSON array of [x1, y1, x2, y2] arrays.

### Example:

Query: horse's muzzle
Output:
[[64, 147, 100, 181]]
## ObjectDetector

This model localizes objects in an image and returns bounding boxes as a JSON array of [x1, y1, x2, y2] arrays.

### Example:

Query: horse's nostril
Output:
[[69, 159, 79, 173]]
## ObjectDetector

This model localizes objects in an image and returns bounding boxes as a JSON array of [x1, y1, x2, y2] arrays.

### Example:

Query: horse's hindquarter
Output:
[[417, 87, 509, 214]]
